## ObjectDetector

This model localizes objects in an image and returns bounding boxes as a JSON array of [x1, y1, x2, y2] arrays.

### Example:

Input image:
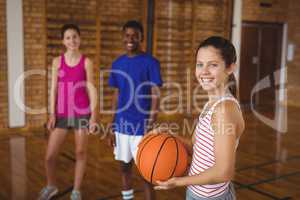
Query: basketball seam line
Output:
[[169, 136, 179, 179], [150, 136, 173, 184], [137, 134, 161, 179]]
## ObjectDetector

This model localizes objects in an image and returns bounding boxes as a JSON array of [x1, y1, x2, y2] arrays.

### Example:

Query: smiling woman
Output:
[[37, 23, 97, 200], [155, 36, 245, 200], [1, 0, 300, 200], [195, 37, 237, 98]]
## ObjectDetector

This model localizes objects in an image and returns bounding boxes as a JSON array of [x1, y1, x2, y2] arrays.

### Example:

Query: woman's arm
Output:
[[47, 57, 60, 130], [49, 57, 60, 115], [85, 58, 98, 130], [85, 58, 97, 118], [107, 88, 119, 147], [155, 101, 240, 189]]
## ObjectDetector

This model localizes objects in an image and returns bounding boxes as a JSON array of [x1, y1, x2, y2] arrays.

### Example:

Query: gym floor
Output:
[[0, 106, 299, 200]]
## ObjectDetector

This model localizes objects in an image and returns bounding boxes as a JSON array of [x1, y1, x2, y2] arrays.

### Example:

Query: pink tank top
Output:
[[188, 96, 240, 198], [55, 54, 90, 117]]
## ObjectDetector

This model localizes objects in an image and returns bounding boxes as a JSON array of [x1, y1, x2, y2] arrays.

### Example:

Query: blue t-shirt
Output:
[[108, 53, 163, 136]]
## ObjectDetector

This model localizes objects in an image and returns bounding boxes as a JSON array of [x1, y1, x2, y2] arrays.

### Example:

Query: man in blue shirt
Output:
[[108, 20, 162, 200]]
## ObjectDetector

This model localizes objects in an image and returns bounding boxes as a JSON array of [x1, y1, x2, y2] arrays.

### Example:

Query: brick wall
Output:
[[1, 0, 298, 132], [243, 0, 289, 22], [23, 0, 47, 128], [46, 0, 97, 62], [97, 0, 147, 118], [0, 0, 8, 129], [0, 0, 233, 131], [153, 0, 232, 114], [46, 0, 98, 120]]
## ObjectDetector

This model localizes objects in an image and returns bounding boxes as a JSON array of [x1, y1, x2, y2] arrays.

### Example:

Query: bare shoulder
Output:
[[84, 57, 93, 68], [213, 100, 245, 137], [52, 56, 61, 69]]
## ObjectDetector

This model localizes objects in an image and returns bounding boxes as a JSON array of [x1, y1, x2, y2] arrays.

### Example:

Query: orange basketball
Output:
[[136, 133, 188, 184]]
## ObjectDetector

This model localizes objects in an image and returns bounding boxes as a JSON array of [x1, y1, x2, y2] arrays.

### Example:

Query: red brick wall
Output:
[[97, 0, 147, 117], [153, 0, 232, 113], [0, 0, 233, 130], [1, 0, 298, 132], [23, 0, 47, 128], [243, 0, 288, 22], [46, 0, 98, 118], [46, 0, 97, 62]]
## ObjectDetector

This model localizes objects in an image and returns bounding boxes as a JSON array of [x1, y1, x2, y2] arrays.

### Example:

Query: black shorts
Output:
[[55, 115, 90, 130]]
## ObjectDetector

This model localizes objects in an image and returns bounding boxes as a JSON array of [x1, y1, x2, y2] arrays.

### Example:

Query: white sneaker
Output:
[[70, 190, 82, 200], [37, 186, 58, 200]]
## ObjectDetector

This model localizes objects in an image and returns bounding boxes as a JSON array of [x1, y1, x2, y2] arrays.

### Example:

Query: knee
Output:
[[75, 149, 87, 161], [45, 153, 57, 165]]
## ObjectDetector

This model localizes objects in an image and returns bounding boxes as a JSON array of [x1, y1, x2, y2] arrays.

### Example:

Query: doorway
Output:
[[239, 22, 283, 112]]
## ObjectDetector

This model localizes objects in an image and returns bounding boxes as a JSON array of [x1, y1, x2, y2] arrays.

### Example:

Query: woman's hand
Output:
[[154, 177, 178, 190], [89, 116, 97, 133], [47, 114, 56, 131]]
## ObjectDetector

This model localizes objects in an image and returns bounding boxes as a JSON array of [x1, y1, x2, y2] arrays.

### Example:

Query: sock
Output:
[[122, 189, 134, 200]]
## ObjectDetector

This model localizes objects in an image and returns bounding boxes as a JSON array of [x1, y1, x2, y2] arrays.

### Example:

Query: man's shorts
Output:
[[113, 132, 143, 163]]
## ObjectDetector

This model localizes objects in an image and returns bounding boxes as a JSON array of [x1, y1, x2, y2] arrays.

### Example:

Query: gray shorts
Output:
[[186, 183, 236, 200], [55, 115, 90, 130]]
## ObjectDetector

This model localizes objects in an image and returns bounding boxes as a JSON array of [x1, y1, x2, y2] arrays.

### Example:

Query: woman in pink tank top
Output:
[[155, 36, 245, 200], [38, 24, 97, 200]]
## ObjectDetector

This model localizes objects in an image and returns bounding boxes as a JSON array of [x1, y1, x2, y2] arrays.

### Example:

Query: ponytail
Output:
[[227, 73, 237, 98]]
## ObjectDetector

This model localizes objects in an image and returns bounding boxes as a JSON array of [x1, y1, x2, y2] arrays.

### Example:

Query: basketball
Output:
[[136, 133, 188, 184]]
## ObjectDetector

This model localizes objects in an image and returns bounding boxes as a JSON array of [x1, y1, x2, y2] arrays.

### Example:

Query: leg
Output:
[[114, 133, 134, 200], [73, 128, 89, 191], [142, 178, 155, 200], [120, 161, 133, 190], [130, 135, 155, 200], [45, 128, 68, 186], [185, 189, 197, 200], [120, 161, 135, 200]]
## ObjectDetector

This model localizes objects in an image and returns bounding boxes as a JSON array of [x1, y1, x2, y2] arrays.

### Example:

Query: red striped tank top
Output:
[[188, 96, 240, 198]]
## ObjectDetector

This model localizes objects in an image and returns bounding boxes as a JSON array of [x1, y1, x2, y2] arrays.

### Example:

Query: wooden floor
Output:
[[1, 106, 300, 200]]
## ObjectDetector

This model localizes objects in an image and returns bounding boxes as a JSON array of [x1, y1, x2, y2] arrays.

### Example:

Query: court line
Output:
[[247, 171, 300, 187], [245, 187, 287, 200], [233, 170, 300, 200], [233, 181, 282, 200], [61, 152, 76, 162], [29, 135, 300, 199], [279, 197, 293, 200], [236, 155, 300, 172]]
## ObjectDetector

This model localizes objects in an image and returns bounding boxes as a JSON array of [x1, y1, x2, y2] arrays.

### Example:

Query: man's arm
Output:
[[147, 86, 160, 132]]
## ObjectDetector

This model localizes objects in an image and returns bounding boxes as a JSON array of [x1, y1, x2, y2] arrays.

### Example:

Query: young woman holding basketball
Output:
[[155, 36, 245, 200], [38, 24, 97, 200]]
